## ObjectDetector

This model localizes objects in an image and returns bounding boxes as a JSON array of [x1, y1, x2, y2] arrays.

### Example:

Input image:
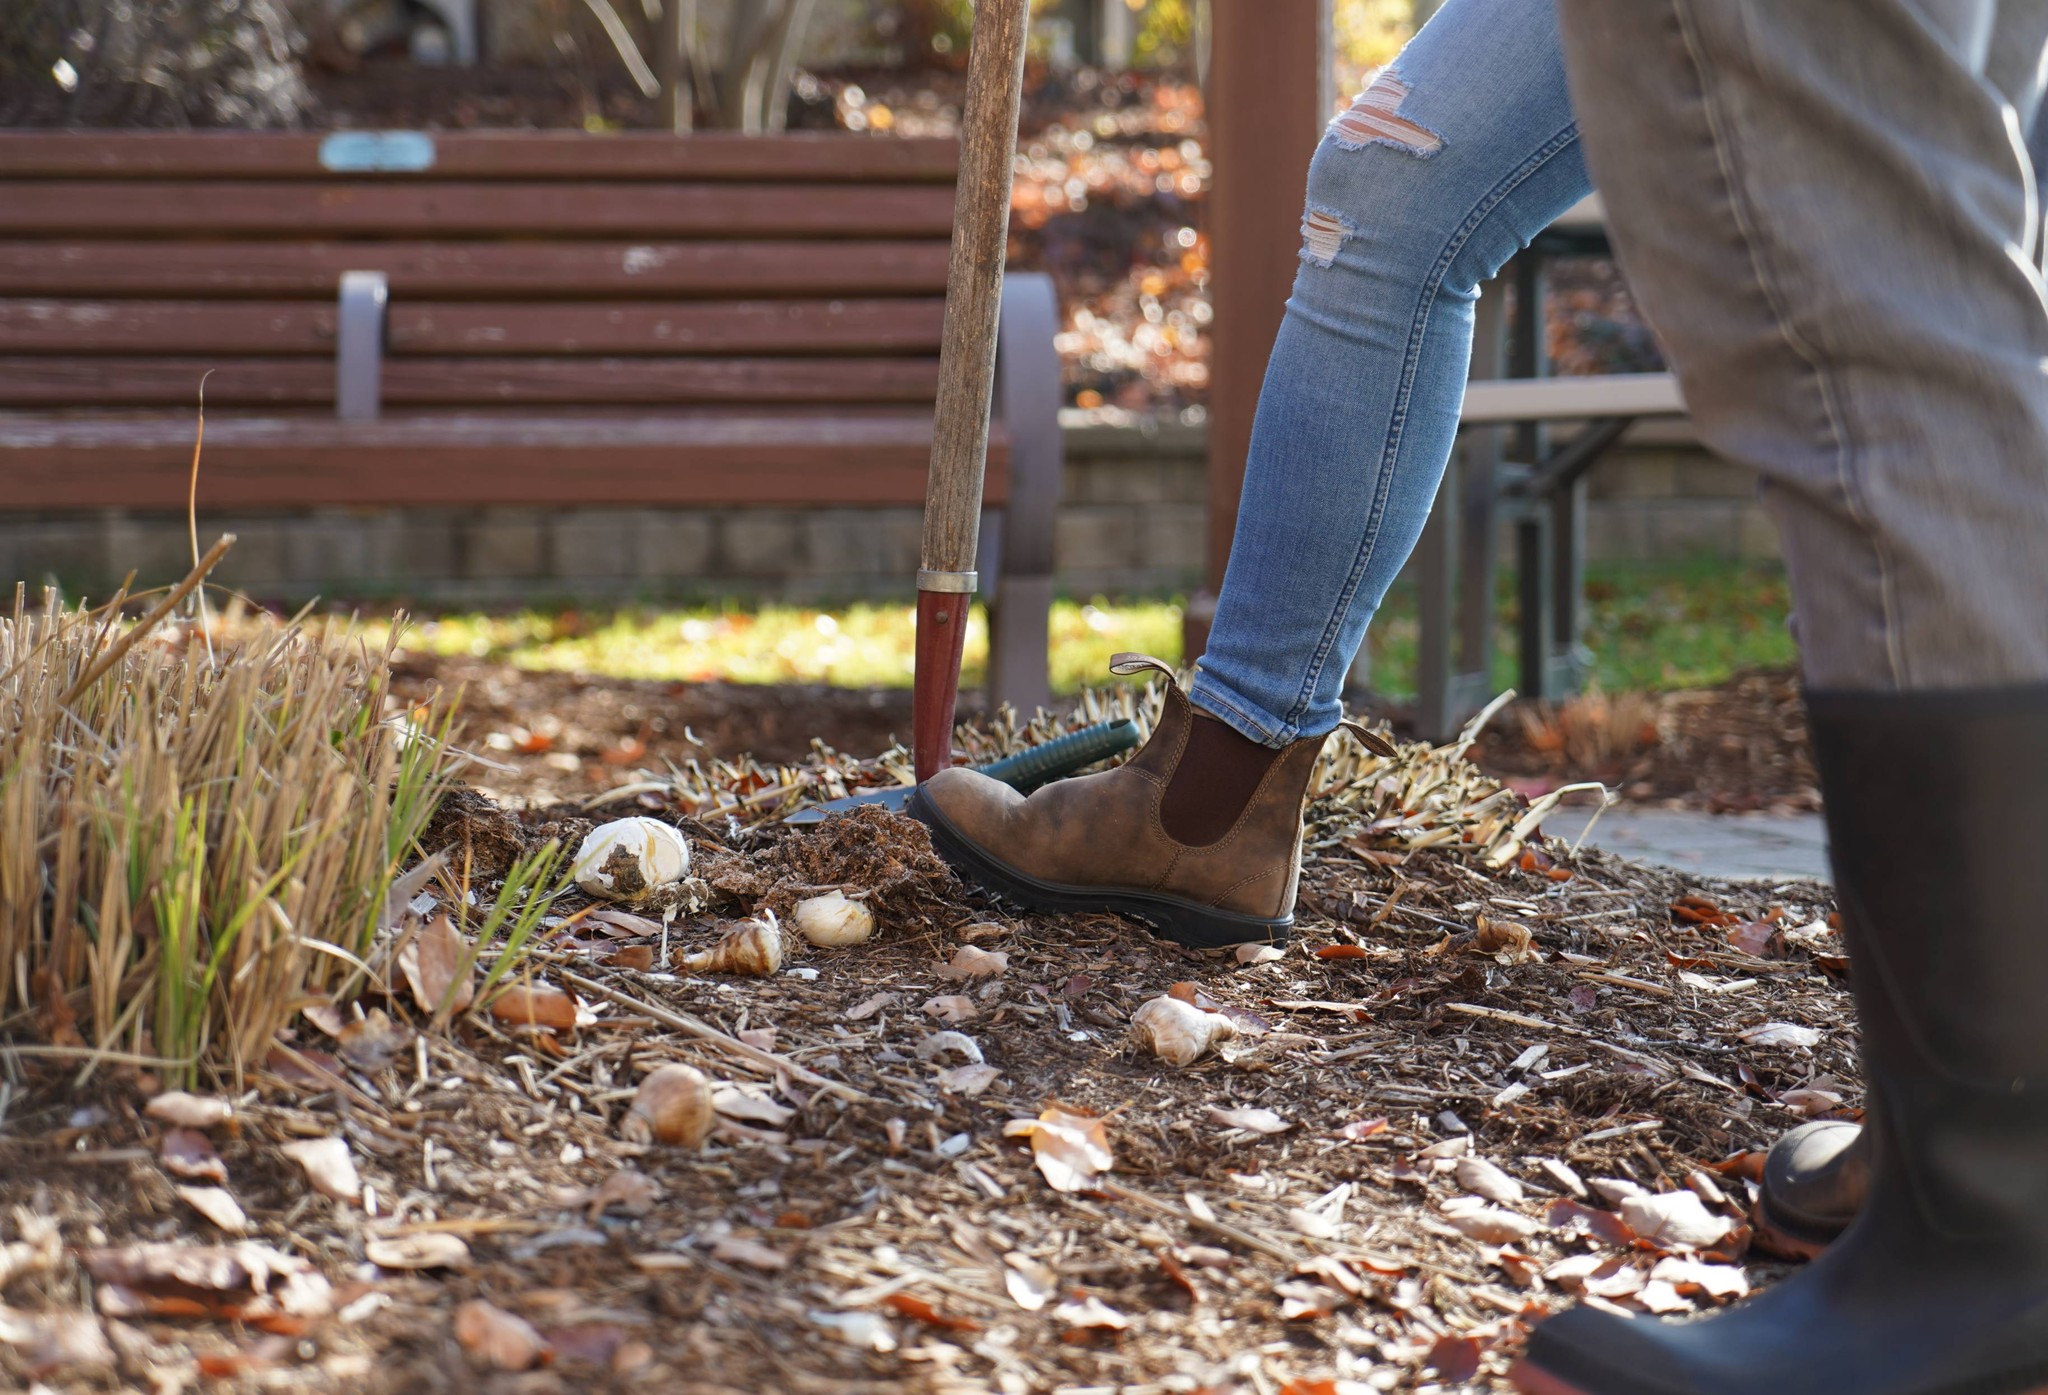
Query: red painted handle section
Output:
[[913, 587, 970, 783]]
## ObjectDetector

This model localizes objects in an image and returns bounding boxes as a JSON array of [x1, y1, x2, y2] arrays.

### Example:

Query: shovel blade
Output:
[[782, 786, 916, 825]]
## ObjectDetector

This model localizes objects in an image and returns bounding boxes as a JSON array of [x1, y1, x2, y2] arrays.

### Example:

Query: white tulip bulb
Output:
[[573, 817, 690, 902], [792, 891, 875, 948]]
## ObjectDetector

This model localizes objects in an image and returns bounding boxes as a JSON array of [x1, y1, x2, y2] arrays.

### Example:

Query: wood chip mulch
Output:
[[0, 696, 1853, 1394]]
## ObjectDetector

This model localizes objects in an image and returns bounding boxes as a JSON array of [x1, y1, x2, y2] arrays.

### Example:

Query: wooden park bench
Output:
[[0, 130, 1065, 712], [1399, 196, 1690, 738]]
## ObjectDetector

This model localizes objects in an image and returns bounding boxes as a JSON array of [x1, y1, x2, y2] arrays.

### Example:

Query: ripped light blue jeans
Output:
[[1189, 0, 1593, 745]]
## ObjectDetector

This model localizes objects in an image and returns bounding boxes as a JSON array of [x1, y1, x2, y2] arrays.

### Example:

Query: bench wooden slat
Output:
[[4, 240, 954, 298], [0, 356, 944, 407], [0, 299, 947, 355], [0, 182, 958, 239], [0, 132, 961, 183], [0, 411, 1010, 510]]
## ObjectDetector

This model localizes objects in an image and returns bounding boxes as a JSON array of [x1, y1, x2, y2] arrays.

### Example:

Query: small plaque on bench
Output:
[[319, 131, 437, 173]]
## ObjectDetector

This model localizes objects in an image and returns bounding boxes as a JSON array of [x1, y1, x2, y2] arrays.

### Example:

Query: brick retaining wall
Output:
[[0, 420, 1775, 604]]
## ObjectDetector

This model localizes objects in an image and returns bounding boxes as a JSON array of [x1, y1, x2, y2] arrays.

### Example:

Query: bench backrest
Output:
[[0, 131, 960, 417]]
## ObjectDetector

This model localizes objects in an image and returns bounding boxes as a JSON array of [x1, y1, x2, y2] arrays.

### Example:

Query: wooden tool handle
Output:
[[919, 0, 1032, 578], [914, 0, 1033, 783]]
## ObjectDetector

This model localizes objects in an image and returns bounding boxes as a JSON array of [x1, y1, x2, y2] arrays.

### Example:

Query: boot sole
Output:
[[907, 788, 1292, 949], [1749, 1193, 1841, 1263]]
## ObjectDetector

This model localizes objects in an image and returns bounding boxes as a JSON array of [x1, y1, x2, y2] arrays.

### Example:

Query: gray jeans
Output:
[[1555, 0, 2048, 691]]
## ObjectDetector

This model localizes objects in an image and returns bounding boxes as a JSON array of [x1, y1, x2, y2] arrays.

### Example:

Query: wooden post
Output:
[[1187, 0, 1329, 662]]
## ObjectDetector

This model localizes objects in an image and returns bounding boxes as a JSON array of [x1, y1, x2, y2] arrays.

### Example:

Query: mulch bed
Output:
[[0, 677, 1853, 1393], [389, 653, 1819, 814]]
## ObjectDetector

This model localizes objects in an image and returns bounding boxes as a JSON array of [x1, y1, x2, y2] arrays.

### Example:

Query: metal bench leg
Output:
[[1415, 449, 1461, 740], [337, 270, 388, 421], [1516, 503, 1559, 700], [989, 271, 1062, 716]]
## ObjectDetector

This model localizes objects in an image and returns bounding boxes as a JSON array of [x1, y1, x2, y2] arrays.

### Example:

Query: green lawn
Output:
[[390, 560, 1794, 700]]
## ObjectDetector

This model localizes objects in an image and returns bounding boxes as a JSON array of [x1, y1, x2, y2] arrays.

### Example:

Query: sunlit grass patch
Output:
[[392, 561, 1793, 703], [394, 598, 1185, 695]]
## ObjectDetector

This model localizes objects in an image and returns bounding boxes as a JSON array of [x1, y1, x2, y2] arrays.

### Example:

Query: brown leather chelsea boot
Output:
[[907, 654, 1394, 948]]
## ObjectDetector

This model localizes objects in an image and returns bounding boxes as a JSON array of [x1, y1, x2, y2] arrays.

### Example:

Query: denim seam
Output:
[[1279, 122, 1585, 731], [1669, 0, 1903, 687]]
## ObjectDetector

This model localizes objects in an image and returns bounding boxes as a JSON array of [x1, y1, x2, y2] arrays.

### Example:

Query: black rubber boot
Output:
[[1514, 687, 2048, 1395]]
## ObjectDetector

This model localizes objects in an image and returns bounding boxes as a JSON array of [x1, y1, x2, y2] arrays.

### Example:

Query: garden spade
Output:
[[913, 0, 1035, 783]]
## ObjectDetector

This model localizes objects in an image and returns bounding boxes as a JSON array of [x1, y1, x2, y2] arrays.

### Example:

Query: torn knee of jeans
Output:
[[1328, 69, 1444, 157], [1300, 204, 1354, 267]]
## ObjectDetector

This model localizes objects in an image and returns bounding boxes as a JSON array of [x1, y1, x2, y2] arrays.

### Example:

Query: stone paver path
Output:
[[1571, 807, 1831, 883]]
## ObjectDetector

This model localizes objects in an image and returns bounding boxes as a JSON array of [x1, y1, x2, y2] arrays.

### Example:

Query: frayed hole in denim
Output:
[[1328, 70, 1444, 156], [1300, 205, 1354, 267]]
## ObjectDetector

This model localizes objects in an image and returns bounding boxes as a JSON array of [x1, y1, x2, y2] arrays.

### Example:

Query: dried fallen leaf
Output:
[[1004, 1105, 1114, 1193], [936, 1064, 1002, 1096], [364, 1233, 470, 1271], [0, 1305, 114, 1376], [159, 1127, 227, 1183], [1650, 1255, 1751, 1298], [1235, 943, 1286, 965], [1739, 1021, 1821, 1049], [279, 1137, 360, 1203], [1004, 1253, 1057, 1311], [923, 994, 978, 1023], [398, 913, 474, 1016], [1425, 1333, 1484, 1383], [916, 1030, 984, 1064], [603, 945, 655, 972], [940, 945, 1010, 979], [1444, 1205, 1542, 1244], [1338, 1117, 1388, 1141], [1619, 1191, 1738, 1250], [710, 1236, 787, 1271], [1455, 1156, 1525, 1205], [1727, 920, 1786, 958], [881, 1292, 980, 1332], [587, 1168, 660, 1220], [144, 1091, 231, 1130], [455, 1299, 546, 1371], [712, 1084, 796, 1128], [1547, 1198, 1638, 1247], [1053, 1293, 1129, 1331], [1210, 1106, 1291, 1135], [846, 992, 898, 1021], [1778, 1087, 1846, 1117], [176, 1186, 247, 1235], [489, 984, 582, 1033], [83, 1242, 333, 1321], [337, 1009, 411, 1072], [810, 1309, 897, 1351], [621, 1064, 714, 1149]]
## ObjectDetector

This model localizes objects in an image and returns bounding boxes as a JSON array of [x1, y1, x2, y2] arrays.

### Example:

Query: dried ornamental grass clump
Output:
[[0, 584, 455, 1085]]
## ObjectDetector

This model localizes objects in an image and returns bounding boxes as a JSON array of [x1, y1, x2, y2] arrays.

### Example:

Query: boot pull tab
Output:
[[1108, 652, 1181, 685], [1339, 718, 1399, 758]]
